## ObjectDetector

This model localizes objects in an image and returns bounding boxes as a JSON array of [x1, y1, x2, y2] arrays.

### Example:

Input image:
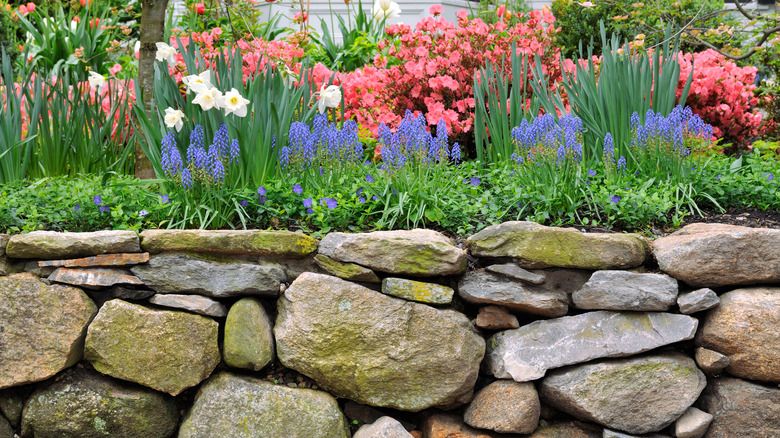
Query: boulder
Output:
[[178, 372, 350, 438], [223, 298, 275, 371], [20, 367, 178, 438], [677, 289, 719, 314], [485, 311, 698, 382], [463, 380, 540, 434], [275, 273, 484, 411], [131, 253, 285, 297], [354, 417, 414, 438], [485, 263, 546, 284], [696, 376, 780, 438], [475, 306, 520, 330], [693, 348, 730, 375], [674, 407, 713, 438], [84, 299, 220, 395], [314, 254, 380, 283], [651, 223, 780, 287], [148, 294, 227, 317], [695, 288, 780, 382], [539, 353, 706, 434], [47, 267, 144, 289], [0, 273, 97, 389], [572, 271, 678, 311], [419, 413, 497, 438], [318, 230, 466, 276], [466, 221, 649, 269], [6, 231, 139, 259], [381, 277, 454, 304], [38, 252, 150, 268], [139, 229, 318, 258]]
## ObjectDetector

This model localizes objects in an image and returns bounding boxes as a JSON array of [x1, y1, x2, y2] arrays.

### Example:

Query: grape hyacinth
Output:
[[160, 124, 240, 189], [510, 114, 585, 166], [283, 113, 364, 173]]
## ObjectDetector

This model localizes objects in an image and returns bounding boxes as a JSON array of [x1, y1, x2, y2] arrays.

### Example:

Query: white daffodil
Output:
[[133, 40, 140, 54], [317, 84, 342, 113], [164, 107, 185, 132], [192, 87, 223, 111], [87, 71, 107, 95], [373, 0, 401, 20], [155, 42, 178, 65], [220, 88, 251, 117], [182, 70, 214, 94]]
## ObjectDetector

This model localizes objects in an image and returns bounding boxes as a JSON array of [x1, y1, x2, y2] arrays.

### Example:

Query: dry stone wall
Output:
[[0, 223, 778, 438]]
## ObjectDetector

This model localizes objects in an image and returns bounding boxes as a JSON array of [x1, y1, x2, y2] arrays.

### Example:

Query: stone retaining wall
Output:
[[1, 222, 778, 438]]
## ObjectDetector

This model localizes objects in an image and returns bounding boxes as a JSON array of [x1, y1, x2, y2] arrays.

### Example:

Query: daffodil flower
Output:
[[164, 107, 185, 132], [192, 87, 223, 111], [182, 70, 214, 94], [316, 84, 342, 113], [87, 71, 107, 95], [155, 42, 178, 65], [220, 88, 251, 117]]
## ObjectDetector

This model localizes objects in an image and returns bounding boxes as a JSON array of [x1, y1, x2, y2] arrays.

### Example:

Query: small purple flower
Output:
[[258, 195, 267, 205], [372, 195, 379, 201], [160, 194, 169, 204], [611, 195, 621, 204], [588, 169, 596, 177], [366, 174, 374, 183], [99, 206, 110, 213], [716, 174, 722, 180], [768, 172, 774, 182], [306, 208, 314, 214], [257, 186, 267, 196], [240, 200, 248, 207], [138, 210, 149, 217], [93, 195, 102, 205], [293, 184, 303, 194], [74, 204, 80, 212], [303, 198, 313, 208], [356, 188, 364, 196], [321, 198, 338, 209], [319, 168, 324, 176], [470, 177, 480, 186], [358, 196, 366, 204]]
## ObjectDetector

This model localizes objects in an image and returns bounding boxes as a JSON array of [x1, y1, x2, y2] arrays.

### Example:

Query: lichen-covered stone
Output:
[[131, 253, 285, 297], [485, 311, 698, 382], [314, 254, 380, 283], [354, 416, 414, 438], [148, 294, 227, 317], [695, 287, 780, 382], [275, 273, 484, 411], [139, 229, 317, 258], [382, 277, 454, 304], [84, 299, 220, 395], [539, 353, 706, 434], [319, 229, 467, 276], [0, 234, 8, 257], [572, 270, 678, 311], [38, 252, 150, 268], [178, 372, 350, 438], [223, 298, 275, 371], [6, 231, 140, 259], [48, 267, 145, 289], [0, 273, 97, 389], [677, 288, 719, 314], [651, 223, 780, 287], [21, 367, 178, 438], [467, 221, 649, 269], [697, 376, 780, 438], [464, 380, 540, 434]]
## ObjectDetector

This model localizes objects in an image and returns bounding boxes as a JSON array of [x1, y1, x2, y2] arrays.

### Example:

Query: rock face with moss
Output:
[[381, 277, 454, 304], [485, 311, 698, 381], [223, 298, 275, 371], [466, 222, 649, 270], [696, 287, 780, 382], [275, 273, 484, 411], [0, 234, 8, 256], [84, 299, 220, 396], [652, 223, 780, 287], [318, 229, 467, 276], [139, 229, 318, 258], [0, 273, 97, 389], [314, 254, 380, 283], [131, 254, 285, 297], [696, 376, 780, 437], [178, 372, 350, 438], [539, 353, 706, 434], [21, 367, 178, 438], [6, 231, 140, 259]]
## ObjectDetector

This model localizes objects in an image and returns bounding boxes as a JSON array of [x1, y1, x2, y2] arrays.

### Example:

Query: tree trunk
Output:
[[134, 0, 170, 179]]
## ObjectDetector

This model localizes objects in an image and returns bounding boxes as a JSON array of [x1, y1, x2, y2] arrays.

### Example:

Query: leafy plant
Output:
[[0, 48, 41, 184], [310, 0, 387, 71]]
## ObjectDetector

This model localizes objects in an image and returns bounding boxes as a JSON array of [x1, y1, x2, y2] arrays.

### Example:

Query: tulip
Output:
[[191, 3, 205, 14]]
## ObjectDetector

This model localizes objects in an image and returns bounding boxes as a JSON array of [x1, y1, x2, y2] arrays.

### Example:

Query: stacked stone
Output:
[[0, 222, 778, 437]]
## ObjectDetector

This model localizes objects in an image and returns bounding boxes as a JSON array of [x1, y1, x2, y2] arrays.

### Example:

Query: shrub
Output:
[[550, 0, 624, 58]]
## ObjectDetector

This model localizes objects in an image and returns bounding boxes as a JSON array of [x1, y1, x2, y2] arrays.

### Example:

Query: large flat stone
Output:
[[84, 299, 220, 395], [38, 252, 150, 268], [6, 231, 140, 259], [697, 377, 780, 438], [131, 253, 285, 297], [539, 353, 706, 434], [572, 270, 678, 311], [275, 273, 484, 411], [148, 294, 227, 317], [0, 273, 97, 389], [467, 221, 649, 269], [485, 311, 699, 381], [314, 254, 380, 283], [139, 229, 317, 258], [319, 229, 467, 276], [178, 372, 350, 438], [223, 298, 275, 371], [652, 224, 780, 287], [695, 287, 780, 382], [48, 268, 145, 289]]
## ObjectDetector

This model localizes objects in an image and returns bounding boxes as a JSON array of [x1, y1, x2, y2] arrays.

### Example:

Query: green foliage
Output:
[[0, 48, 41, 184], [310, 0, 387, 71], [550, 0, 624, 58], [0, 2, 20, 66]]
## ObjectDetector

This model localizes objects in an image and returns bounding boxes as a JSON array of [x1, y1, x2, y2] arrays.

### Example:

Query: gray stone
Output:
[[0, 416, 11, 438], [674, 407, 713, 438], [38, 252, 150, 268], [464, 380, 540, 434], [0, 273, 97, 389], [314, 254, 380, 283], [467, 221, 649, 269], [694, 348, 730, 375], [603, 430, 670, 438], [178, 372, 350, 438], [381, 277, 454, 304], [148, 293, 227, 317], [695, 288, 780, 382], [652, 223, 780, 287], [354, 416, 414, 438], [275, 273, 484, 411], [697, 376, 780, 438], [84, 299, 220, 396], [223, 298, 275, 371], [677, 289, 719, 314], [486, 263, 546, 284], [529, 421, 602, 437], [572, 270, 678, 311], [20, 367, 178, 438], [131, 253, 285, 297], [103, 286, 156, 300], [22, 261, 55, 277], [319, 229, 467, 276], [47, 267, 145, 289], [539, 353, 706, 435], [485, 311, 699, 382], [475, 305, 520, 330], [6, 230, 140, 259], [0, 234, 8, 257], [0, 386, 27, 428], [139, 229, 318, 258]]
